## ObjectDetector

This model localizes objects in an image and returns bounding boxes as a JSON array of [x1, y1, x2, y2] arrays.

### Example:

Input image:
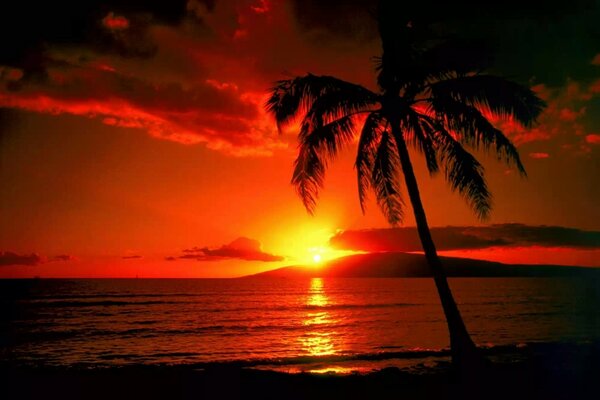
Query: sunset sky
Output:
[[1, 0, 599, 277]]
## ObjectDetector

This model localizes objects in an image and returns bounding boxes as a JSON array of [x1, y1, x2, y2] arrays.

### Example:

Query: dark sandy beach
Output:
[[3, 342, 598, 400]]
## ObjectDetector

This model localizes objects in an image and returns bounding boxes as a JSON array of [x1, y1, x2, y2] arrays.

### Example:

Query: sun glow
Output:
[[266, 222, 363, 266]]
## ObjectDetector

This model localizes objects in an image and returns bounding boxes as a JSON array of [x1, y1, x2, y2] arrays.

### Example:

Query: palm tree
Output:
[[265, 8, 545, 373]]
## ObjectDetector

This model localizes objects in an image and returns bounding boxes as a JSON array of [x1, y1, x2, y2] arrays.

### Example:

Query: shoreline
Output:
[[4, 343, 599, 400]]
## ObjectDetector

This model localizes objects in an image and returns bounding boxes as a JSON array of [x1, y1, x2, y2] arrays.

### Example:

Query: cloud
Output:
[[585, 134, 600, 144], [529, 152, 550, 159], [103, 12, 130, 31], [0, 251, 43, 266], [171, 237, 284, 262], [122, 255, 143, 259], [329, 224, 600, 252], [0, 1, 598, 157], [51, 254, 76, 262], [0, 252, 76, 266], [0, 0, 378, 156], [490, 81, 600, 156]]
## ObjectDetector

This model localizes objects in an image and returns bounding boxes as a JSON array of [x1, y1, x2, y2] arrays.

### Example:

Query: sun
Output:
[[312, 254, 322, 263]]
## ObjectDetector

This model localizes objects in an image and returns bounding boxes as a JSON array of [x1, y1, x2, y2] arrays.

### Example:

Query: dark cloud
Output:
[[1, 0, 599, 156], [0, 1, 194, 71], [330, 224, 600, 252], [172, 237, 284, 262], [0, 1, 294, 155], [0, 251, 43, 266], [122, 255, 143, 259], [0, 252, 75, 266], [51, 254, 75, 262]]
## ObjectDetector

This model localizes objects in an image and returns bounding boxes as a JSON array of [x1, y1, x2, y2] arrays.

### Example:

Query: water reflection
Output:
[[299, 278, 340, 357]]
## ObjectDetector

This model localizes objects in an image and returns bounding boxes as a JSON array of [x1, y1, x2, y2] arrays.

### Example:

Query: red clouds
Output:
[[0, 1, 597, 159], [0, 63, 282, 155], [585, 134, 600, 144], [0, 0, 373, 157], [0, 0, 379, 156], [529, 152, 550, 159], [102, 12, 130, 31], [492, 81, 600, 155]]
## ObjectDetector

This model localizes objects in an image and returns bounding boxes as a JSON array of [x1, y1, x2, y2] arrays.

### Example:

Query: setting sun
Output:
[[265, 222, 363, 266]]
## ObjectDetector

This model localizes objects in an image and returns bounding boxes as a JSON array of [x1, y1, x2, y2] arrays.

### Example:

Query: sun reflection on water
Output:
[[299, 278, 340, 357]]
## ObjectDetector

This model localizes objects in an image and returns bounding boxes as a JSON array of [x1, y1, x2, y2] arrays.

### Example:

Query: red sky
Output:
[[1, 0, 599, 277]]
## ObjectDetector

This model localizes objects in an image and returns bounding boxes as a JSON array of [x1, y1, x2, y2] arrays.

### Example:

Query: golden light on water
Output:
[[299, 278, 340, 357]]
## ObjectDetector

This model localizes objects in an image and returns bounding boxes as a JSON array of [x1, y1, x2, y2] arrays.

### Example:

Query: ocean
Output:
[[1, 277, 598, 373]]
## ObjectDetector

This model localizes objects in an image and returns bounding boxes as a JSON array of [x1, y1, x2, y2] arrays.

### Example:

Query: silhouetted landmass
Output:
[[246, 252, 600, 278]]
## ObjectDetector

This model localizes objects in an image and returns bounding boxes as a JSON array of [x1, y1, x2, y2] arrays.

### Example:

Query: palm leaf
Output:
[[371, 131, 404, 225], [422, 119, 491, 220], [355, 112, 384, 213], [300, 114, 356, 159], [428, 98, 526, 175], [405, 109, 439, 174], [429, 75, 546, 128], [291, 145, 326, 215], [266, 74, 378, 132], [292, 114, 358, 214]]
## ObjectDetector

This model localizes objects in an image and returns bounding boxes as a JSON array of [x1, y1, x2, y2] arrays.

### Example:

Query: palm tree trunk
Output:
[[393, 127, 484, 372]]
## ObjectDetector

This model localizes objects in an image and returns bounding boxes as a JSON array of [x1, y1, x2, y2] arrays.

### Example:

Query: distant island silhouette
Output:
[[246, 252, 600, 278]]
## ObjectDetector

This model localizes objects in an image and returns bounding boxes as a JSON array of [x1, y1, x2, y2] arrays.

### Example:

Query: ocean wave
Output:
[[11, 322, 360, 342], [52, 343, 537, 368], [6, 341, 599, 370], [20, 300, 420, 312]]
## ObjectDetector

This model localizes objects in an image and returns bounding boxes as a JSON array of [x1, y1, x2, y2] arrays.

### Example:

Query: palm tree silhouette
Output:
[[266, 6, 545, 373]]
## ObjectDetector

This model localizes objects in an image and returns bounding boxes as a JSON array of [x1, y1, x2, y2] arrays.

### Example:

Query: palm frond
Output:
[[292, 114, 358, 214], [371, 131, 404, 225], [291, 145, 326, 215], [355, 112, 384, 213], [266, 74, 378, 132], [423, 119, 491, 220], [429, 75, 546, 128], [303, 90, 378, 127], [428, 98, 526, 175], [300, 114, 357, 159], [404, 110, 439, 174]]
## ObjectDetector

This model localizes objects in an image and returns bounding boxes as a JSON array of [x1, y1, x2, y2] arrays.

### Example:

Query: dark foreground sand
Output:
[[3, 343, 598, 400]]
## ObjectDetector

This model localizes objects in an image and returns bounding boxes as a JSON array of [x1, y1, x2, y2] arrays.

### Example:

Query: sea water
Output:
[[1, 277, 598, 372]]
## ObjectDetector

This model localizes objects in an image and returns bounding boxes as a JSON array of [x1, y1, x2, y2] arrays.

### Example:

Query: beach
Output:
[[4, 341, 599, 400]]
